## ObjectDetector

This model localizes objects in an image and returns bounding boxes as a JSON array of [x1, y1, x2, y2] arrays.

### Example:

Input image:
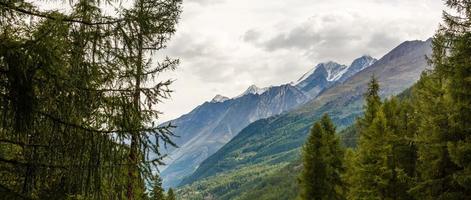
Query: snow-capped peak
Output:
[[324, 61, 349, 82], [294, 61, 348, 87], [211, 95, 229, 103], [244, 85, 268, 95], [336, 55, 377, 83], [236, 85, 268, 98], [353, 55, 377, 70]]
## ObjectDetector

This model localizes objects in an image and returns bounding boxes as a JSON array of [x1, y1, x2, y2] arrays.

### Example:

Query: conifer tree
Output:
[[347, 78, 415, 199], [299, 114, 345, 200], [342, 148, 358, 200], [411, 0, 471, 198], [348, 78, 418, 199], [349, 109, 390, 199], [343, 78, 382, 198], [347, 77, 385, 199], [436, 0, 471, 197], [150, 175, 166, 200], [395, 99, 418, 180], [167, 188, 176, 200], [359, 76, 382, 128], [381, 98, 417, 199], [0, 0, 182, 198]]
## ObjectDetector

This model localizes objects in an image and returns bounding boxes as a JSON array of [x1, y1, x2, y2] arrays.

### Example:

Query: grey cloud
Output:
[[165, 33, 215, 60], [263, 25, 321, 51], [243, 29, 261, 43], [259, 13, 362, 52], [367, 32, 402, 51], [190, 59, 234, 83], [165, 33, 236, 83], [245, 12, 416, 64], [166, 31, 309, 85]]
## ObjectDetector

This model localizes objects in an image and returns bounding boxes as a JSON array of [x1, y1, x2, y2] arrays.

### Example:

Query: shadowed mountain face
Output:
[[179, 39, 432, 188], [160, 54, 377, 188]]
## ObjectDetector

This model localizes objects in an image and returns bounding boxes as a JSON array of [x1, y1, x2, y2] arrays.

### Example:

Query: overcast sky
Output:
[[156, 0, 445, 122]]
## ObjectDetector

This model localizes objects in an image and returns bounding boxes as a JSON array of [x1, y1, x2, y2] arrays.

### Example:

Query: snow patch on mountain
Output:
[[324, 62, 349, 81], [236, 85, 268, 98], [294, 61, 349, 88], [211, 95, 229, 103], [338, 55, 377, 83]]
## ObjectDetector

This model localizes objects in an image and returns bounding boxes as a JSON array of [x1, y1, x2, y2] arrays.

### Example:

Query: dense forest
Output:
[[0, 0, 182, 199]]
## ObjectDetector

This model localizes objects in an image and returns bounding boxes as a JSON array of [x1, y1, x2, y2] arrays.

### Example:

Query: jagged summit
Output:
[[353, 55, 376, 65], [160, 83, 307, 188], [236, 84, 268, 98], [351, 55, 377, 71], [325, 61, 350, 81], [338, 55, 377, 83], [293, 61, 347, 97], [210, 95, 229, 103], [294, 61, 347, 86], [293, 55, 377, 97]]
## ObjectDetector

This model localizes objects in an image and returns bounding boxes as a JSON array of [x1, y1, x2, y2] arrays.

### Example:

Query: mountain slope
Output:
[[160, 84, 308, 188], [161, 55, 376, 188], [179, 39, 432, 190]]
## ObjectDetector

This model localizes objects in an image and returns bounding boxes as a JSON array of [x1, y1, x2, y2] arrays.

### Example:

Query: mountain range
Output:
[[160, 54, 377, 188], [295, 56, 376, 97], [175, 38, 433, 199], [160, 84, 308, 187]]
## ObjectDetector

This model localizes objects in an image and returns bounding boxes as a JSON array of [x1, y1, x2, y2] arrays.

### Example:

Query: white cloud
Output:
[[187, 0, 226, 6]]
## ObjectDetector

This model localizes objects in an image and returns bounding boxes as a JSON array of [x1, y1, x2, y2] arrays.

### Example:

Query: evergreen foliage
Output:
[[150, 175, 166, 200], [167, 188, 176, 200], [347, 79, 418, 200], [346, 6, 471, 196], [299, 114, 345, 200], [0, 0, 182, 199], [347, 77, 383, 199], [410, 0, 471, 198], [359, 76, 382, 128]]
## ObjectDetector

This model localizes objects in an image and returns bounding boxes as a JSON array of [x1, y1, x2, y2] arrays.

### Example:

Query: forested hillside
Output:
[[160, 84, 308, 188], [160, 55, 376, 188]]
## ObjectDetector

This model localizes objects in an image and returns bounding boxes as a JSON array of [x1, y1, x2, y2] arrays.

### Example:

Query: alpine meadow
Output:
[[0, 0, 470, 200]]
